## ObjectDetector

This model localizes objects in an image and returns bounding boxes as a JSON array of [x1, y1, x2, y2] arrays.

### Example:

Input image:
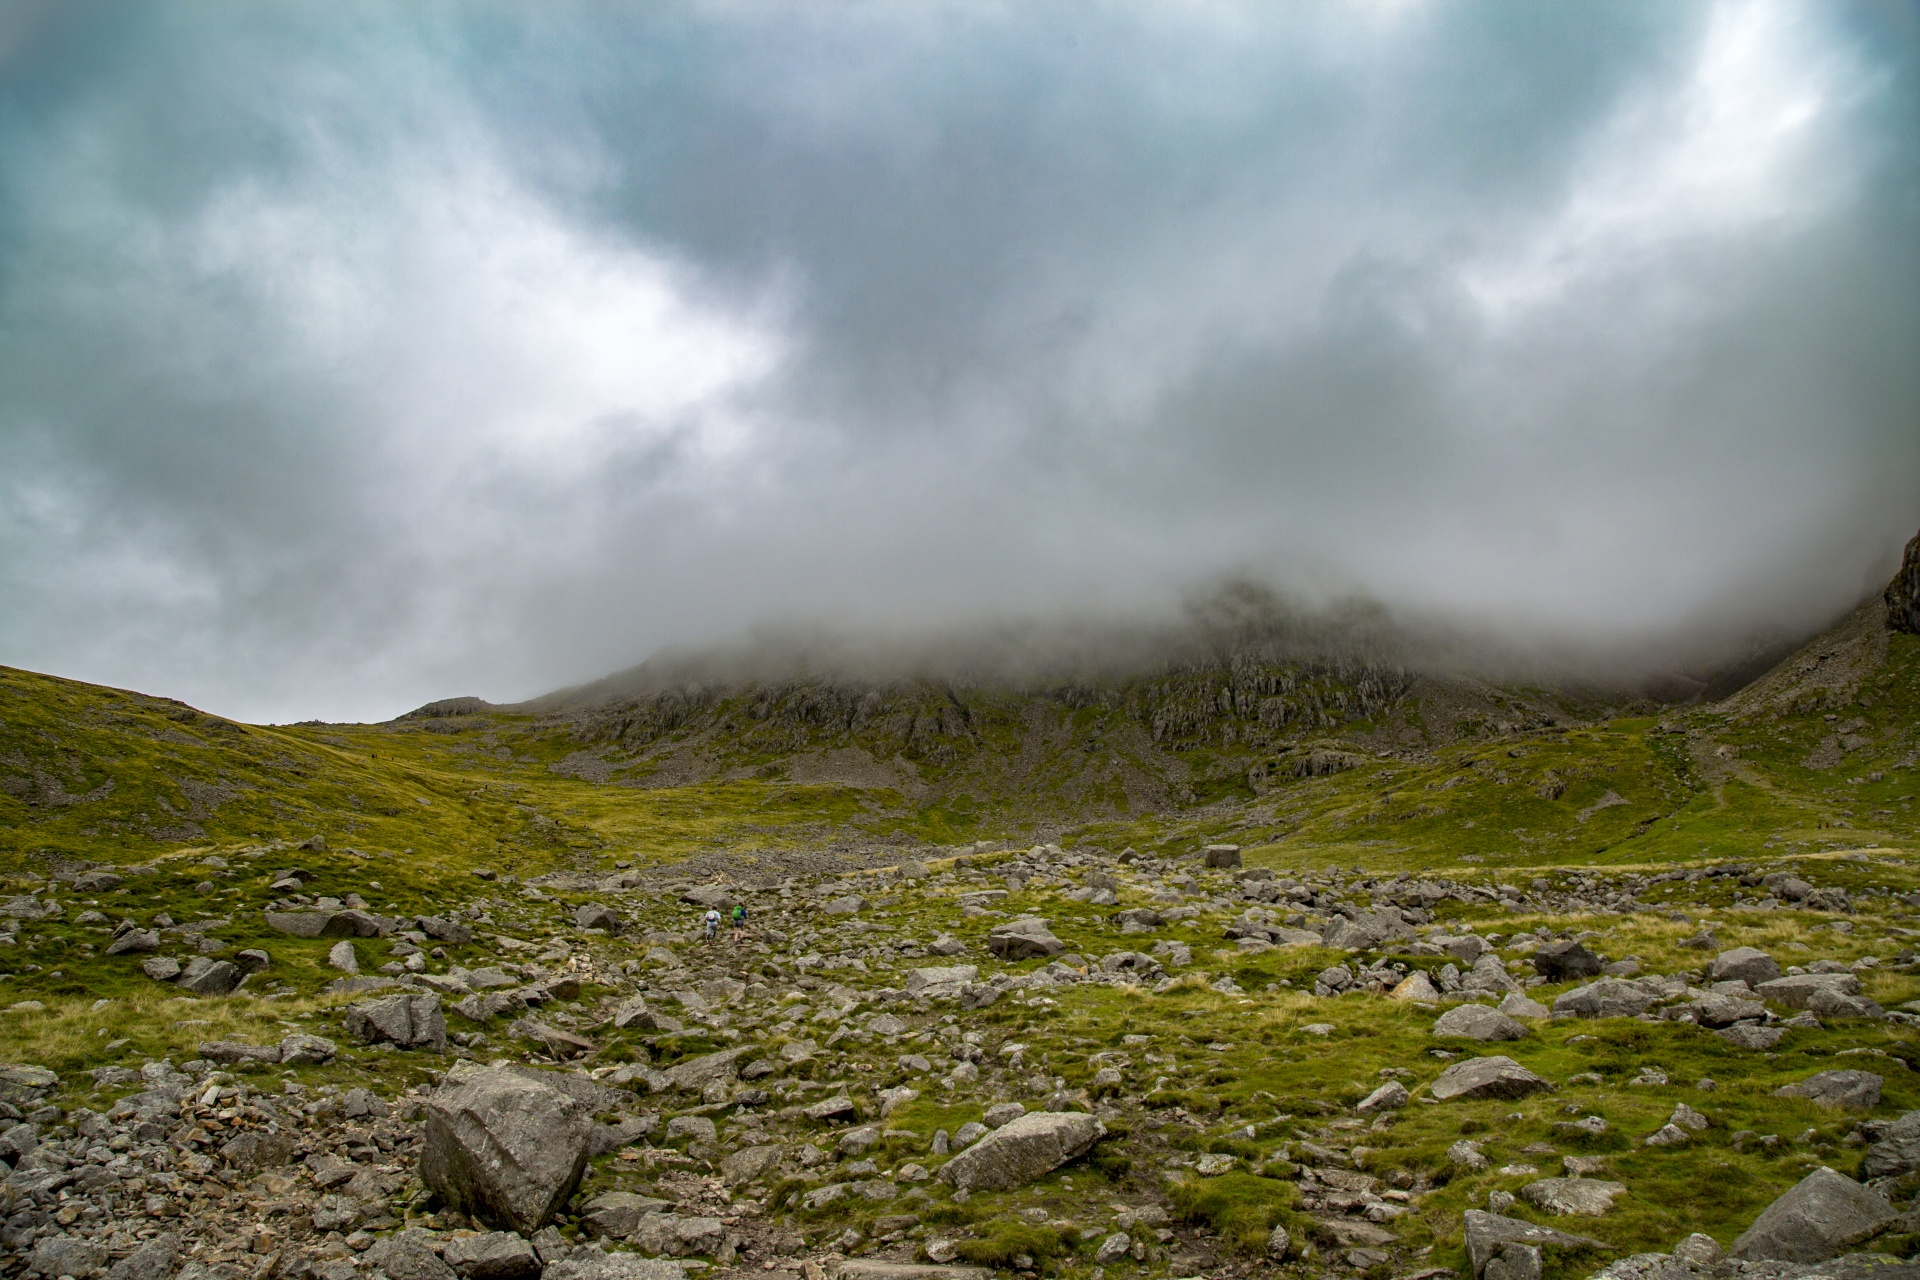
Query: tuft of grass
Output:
[[1169, 1171, 1301, 1254]]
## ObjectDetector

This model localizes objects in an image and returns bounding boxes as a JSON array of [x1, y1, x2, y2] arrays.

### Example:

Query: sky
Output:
[[0, 0, 1916, 723]]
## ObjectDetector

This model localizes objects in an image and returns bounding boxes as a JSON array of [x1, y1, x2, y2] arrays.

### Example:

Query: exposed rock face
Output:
[[1887, 528, 1920, 633], [1462, 1210, 1608, 1279], [1430, 1056, 1552, 1102], [938, 1111, 1104, 1191], [1731, 1167, 1898, 1262], [1862, 1111, 1920, 1179], [1774, 1070, 1883, 1110], [420, 1066, 594, 1234], [1432, 1004, 1530, 1042], [344, 992, 447, 1051]]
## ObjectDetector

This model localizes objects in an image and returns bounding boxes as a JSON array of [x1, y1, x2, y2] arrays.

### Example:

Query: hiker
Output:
[[731, 901, 748, 943], [702, 907, 721, 943]]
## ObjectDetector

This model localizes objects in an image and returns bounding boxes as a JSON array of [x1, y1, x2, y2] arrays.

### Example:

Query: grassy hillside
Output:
[[1, 597, 1917, 1280]]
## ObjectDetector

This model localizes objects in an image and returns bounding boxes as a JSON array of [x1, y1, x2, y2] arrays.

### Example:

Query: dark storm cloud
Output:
[[0, 1, 1915, 721]]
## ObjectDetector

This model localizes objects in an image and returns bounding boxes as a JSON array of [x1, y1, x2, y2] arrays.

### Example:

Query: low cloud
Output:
[[0, 1, 1914, 721]]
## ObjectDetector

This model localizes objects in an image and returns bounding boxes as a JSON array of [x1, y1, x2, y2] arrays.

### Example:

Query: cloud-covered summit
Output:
[[1, 1, 1915, 722]]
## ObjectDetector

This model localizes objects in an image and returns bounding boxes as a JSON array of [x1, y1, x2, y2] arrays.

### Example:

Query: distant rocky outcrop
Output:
[[1888, 528, 1920, 634]]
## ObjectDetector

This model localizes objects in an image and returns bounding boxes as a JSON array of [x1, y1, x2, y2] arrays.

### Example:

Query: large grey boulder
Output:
[[442, 1233, 542, 1280], [1756, 974, 1862, 1010], [1862, 1111, 1920, 1178], [1431, 1056, 1553, 1102], [421, 1066, 594, 1234], [1774, 1070, 1883, 1110], [987, 918, 1065, 960], [362, 1230, 458, 1280], [1552, 979, 1658, 1019], [1533, 940, 1604, 981], [1463, 1210, 1608, 1279], [573, 904, 624, 933], [345, 992, 447, 1051], [1711, 947, 1782, 987], [1433, 1005, 1530, 1042], [938, 1111, 1104, 1191], [1731, 1168, 1897, 1262], [264, 909, 392, 938]]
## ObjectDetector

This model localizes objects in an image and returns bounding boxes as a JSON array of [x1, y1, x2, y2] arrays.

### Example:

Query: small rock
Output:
[[327, 940, 359, 973], [1356, 1081, 1409, 1112], [139, 956, 183, 982], [1521, 1178, 1627, 1216], [1449, 1139, 1490, 1170], [1497, 992, 1552, 1019]]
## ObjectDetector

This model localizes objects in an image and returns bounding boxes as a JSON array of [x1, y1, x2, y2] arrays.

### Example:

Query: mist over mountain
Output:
[[0, 2, 1916, 723]]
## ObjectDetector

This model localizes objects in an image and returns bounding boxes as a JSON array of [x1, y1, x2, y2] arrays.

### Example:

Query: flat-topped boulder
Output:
[[1432, 1004, 1529, 1042], [1430, 1056, 1553, 1102], [938, 1111, 1104, 1191]]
